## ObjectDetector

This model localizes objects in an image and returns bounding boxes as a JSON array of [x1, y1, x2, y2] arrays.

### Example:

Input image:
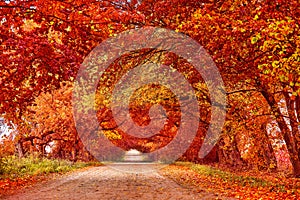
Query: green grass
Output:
[[0, 155, 100, 179]]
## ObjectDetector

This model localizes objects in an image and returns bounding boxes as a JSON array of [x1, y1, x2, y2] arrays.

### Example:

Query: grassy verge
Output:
[[176, 162, 272, 187], [0, 155, 101, 196], [162, 162, 300, 199], [0, 155, 100, 179]]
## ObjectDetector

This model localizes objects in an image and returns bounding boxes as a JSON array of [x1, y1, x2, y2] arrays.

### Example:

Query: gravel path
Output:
[[3, 164, 230, 200]]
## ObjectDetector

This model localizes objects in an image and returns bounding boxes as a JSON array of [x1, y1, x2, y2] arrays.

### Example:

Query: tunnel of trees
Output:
[[0, 0, 299, 177]]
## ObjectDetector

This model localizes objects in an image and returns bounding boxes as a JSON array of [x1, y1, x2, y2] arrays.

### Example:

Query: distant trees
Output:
[[13, 82, 93, 161]]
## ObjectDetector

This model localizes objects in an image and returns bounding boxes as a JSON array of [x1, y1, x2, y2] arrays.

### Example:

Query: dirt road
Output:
[[3, 164, 231, 200]]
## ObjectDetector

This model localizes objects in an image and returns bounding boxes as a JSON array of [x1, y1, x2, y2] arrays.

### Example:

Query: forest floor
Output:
[[1, 163, 233, 200], [1, 162, 299, 200], [162, 162, 300, 199]]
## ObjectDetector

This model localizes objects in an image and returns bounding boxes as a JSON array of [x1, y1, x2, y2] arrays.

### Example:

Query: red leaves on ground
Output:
[[0, 175, 46, 196], [162, 164, 300, 200]]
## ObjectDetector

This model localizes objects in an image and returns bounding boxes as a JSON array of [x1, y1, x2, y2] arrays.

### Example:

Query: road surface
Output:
[[3, 163, 232, 200]]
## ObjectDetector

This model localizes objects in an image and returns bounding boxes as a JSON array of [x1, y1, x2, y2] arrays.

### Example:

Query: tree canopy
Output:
[[1, 0, 300, 177]]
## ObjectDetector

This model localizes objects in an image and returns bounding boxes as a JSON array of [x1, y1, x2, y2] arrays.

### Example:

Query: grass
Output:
[[0, 155, 100, 179], [174, 162, 292, 190], [163, 162, 299, 199]]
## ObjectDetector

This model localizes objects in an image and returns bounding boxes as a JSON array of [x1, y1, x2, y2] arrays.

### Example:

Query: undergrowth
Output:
[[174, 162, 299, 192], [0, 155, 100, 179]]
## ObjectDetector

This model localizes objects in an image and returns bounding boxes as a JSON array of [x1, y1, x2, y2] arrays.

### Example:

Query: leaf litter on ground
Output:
[[161, 162, 300, 200]]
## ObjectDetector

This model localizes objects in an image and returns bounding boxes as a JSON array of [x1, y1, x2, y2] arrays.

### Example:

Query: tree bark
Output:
[[284, 92, 300, 177], [16, 141, 24, 158], [260, 88, 300, 177], [260, 122, 277, 171], [217, 136, 245, 167], [295, 95, 300, 121], [181, 126, 208, 162]]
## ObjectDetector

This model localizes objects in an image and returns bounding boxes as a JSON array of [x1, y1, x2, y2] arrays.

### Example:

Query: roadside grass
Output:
[[0, 155, 101, 196], [175, 162, 271, 188], [0, 155, 100, 179], [164, 162, 300, 199]]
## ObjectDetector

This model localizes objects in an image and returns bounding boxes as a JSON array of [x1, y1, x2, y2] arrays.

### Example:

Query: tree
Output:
[[175, 0, 300, 176], [1, 0, 300, 176], [15, 82, 93, 161]]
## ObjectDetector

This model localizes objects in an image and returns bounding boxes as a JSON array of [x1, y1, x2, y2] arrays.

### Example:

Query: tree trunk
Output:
[[201, 145, 219, 163], [285, 93, 300, 177], [260, 87, 300, 177], [294, 96, 300, 121], [216, 136, 245, 167], [181, 126, 207, 162], [16, 141, 24, 158], [295, 96, 300, 163], [261, 123, 277, 171]]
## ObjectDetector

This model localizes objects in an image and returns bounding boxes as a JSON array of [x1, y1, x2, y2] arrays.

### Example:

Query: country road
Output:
[[3, 164, 232, 200]]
